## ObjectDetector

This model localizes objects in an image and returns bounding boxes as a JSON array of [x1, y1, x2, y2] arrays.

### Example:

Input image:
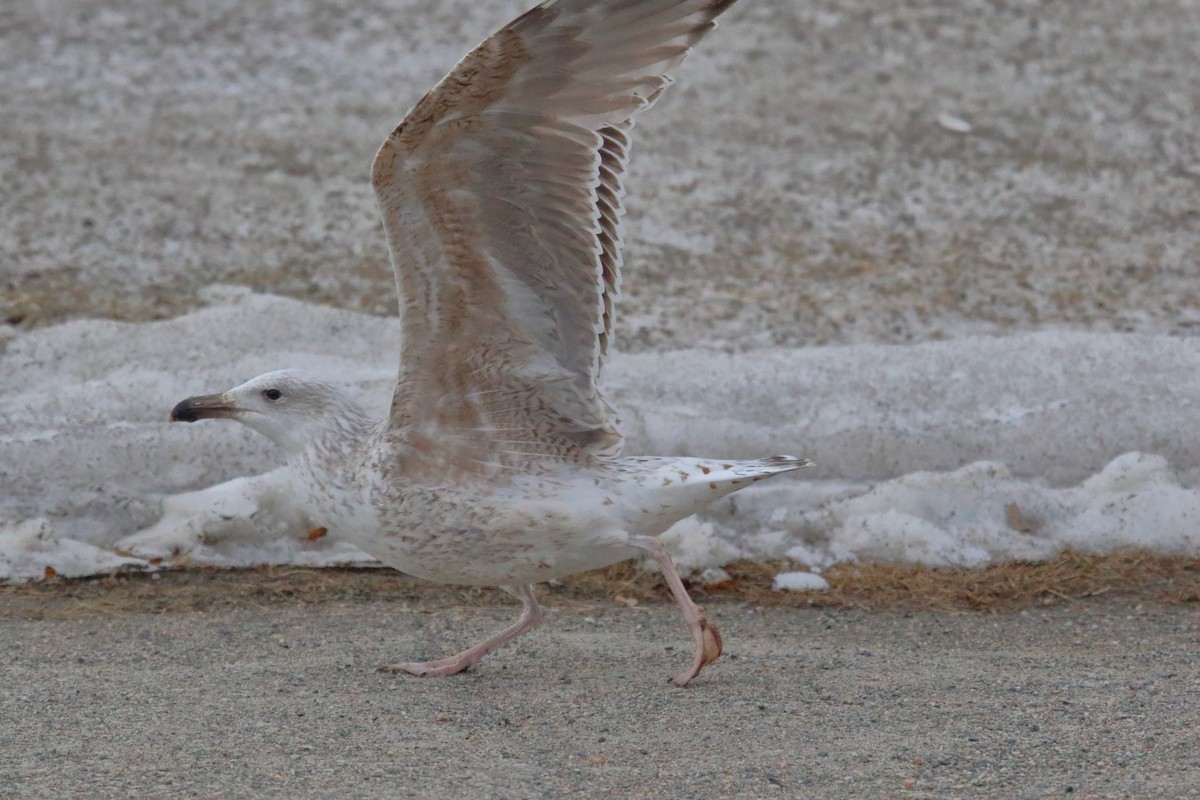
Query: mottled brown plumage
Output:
[[171, 0, 810, 686]]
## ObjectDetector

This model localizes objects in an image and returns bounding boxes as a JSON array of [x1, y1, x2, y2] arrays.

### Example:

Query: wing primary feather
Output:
[[372, 0, 740, 459]]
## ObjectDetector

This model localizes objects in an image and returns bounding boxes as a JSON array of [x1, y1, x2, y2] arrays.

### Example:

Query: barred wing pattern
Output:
[[372, 0, 736, 461]]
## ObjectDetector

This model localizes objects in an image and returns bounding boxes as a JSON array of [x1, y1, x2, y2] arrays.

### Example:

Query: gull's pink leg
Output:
[[379, 584, 543, 677], [628, 535, 723, 686]]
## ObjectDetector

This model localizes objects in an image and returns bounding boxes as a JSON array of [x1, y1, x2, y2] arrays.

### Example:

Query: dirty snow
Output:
[[5, 0, 1200, 583], [4, 292, 1199, 582]]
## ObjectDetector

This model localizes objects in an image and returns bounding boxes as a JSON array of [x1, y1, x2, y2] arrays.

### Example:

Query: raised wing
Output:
[[373, 0, 736, 458]]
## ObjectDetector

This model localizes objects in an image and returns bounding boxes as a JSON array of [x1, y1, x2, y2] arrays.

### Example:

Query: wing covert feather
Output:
[[372, 0, 736, 454]]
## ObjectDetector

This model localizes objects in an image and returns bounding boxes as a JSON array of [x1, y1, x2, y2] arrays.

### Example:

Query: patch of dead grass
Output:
[[1, 550, 1196, 621]]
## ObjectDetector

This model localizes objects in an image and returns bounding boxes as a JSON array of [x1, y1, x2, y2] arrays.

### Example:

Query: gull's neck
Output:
[[277, 397, 380, 466], [309, 403, 378, 459], [285, 400, 382, 524]]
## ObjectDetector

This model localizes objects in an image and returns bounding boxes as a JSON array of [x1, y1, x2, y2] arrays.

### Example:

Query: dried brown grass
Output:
[[2, 550, 1196, 621]]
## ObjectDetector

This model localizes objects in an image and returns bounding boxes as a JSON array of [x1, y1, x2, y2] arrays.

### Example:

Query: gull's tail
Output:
[[620, 454, 813, 532], [746, 455, 813, 474]]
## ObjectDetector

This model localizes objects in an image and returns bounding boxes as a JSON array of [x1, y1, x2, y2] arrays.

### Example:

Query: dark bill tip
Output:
[[169, 394, 235, 423]]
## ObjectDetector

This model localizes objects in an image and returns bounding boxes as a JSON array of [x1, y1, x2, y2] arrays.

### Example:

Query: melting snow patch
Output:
[[1, 518, 146, 581], [113, 470, 375, 569], [936, 112, 973, 133], [795, 453, 1200, 568], [773, 571, 830, 592], [4, 294, 1200, 580], [654, 517, 742, 575]]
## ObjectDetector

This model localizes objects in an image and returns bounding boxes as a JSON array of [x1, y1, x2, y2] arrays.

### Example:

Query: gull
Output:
[[170, 0, 810, 686]]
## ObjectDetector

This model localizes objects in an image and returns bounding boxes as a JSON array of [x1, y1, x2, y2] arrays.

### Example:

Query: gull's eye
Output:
[[263, 388, 283, 401]]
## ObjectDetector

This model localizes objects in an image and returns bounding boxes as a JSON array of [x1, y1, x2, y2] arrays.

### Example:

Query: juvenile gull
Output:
[[170, 0, 810, 686]]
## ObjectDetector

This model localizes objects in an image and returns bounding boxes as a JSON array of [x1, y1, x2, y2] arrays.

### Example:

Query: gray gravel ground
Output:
[[4, 0, 1200, 343], [3, 599, 1198, 798]]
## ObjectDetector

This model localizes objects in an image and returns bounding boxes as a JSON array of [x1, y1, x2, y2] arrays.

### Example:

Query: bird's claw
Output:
[[669, 617, 723, 687]]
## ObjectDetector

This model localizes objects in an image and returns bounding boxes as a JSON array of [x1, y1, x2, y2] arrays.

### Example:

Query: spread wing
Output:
[[372, 0, 736, 460]]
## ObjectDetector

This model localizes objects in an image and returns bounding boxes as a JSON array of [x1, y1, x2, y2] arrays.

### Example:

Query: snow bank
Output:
[[4, 290, 1200, 581], [0, 518, 144, 581], [784, 453, 1200, 569]]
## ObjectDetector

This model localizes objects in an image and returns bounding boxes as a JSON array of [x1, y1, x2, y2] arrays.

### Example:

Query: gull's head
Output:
[[169, 369, 368, 455]]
